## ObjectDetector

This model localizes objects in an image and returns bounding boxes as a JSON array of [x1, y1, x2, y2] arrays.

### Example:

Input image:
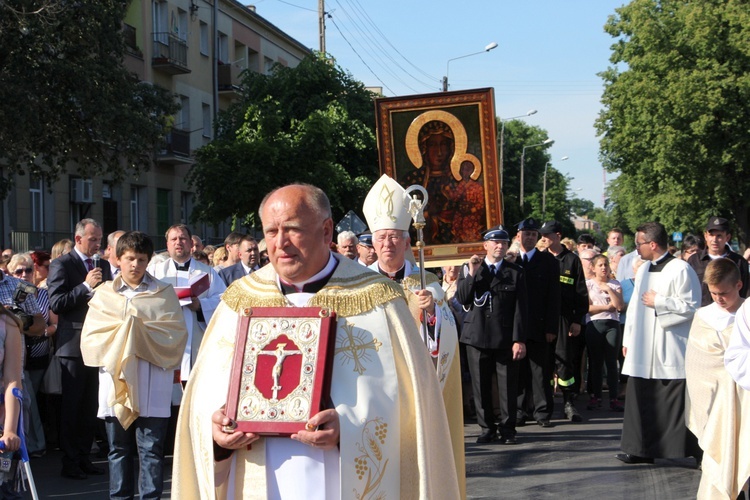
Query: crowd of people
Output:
[[2, 183, 750, 498]]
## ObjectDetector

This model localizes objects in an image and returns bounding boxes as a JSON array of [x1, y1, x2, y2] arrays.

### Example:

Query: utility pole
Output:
[[318, 0, 325, 53]]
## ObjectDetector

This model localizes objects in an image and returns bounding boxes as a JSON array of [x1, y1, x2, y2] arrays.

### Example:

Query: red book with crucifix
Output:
[[225, 307, 337, 436]]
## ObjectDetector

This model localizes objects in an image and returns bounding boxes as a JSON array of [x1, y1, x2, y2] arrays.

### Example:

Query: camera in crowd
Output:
[[7, 281, 37, 331]]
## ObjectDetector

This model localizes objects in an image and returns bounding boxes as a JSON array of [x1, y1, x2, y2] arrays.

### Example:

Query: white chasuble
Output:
[[171, 255, 460, 500]]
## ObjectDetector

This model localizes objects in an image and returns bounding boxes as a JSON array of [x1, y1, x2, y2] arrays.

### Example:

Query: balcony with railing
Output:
[[157, 128, 193, 165], [218, 63, 243, 95], [152, 32, 190, 75]]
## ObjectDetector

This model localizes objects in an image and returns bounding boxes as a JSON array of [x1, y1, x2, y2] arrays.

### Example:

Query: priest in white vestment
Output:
[[171, 184, 460, 500], [617, 222, 702, 465]]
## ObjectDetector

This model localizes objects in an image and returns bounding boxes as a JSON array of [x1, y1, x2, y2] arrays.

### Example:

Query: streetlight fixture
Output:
[[542, 156, 569, 218], [520, 138, 554, 208], [442, 42, 498, 92], [499, 109, 537, 189]]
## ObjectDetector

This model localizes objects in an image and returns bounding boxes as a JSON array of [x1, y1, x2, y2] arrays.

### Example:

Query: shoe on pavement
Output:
[[537, 419, 553, 428], [615, 453, 654, 464], [476, 430, 498, 443], [564, 402, 583, 422], [80, 460, 106, 475], [586, 396, 602, 410], [610, 399, 625, 412], [499, 434, 518, 445], [61, 465, 88, 480], [516, 413, 527, 427]]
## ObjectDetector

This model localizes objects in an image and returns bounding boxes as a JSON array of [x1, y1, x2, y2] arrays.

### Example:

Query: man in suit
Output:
[[456, 225, 527, 444], [515, 218, 561, 427], [48, 218, 112, 479], [104, 230, 125, 277], [218, 235, 260, 286]]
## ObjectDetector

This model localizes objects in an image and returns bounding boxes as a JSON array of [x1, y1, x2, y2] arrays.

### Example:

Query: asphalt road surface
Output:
[[19, 399, 701, 499]]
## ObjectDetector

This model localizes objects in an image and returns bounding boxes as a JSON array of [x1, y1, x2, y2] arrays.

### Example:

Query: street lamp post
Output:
[[520, 138, 554, 208], [542, 156, 569, 218], [499, 109, 537, 189], [442, 42, 498, 92]]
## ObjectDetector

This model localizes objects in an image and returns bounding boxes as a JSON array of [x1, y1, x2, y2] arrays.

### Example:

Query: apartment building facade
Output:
[[2, 0, 310, 251]]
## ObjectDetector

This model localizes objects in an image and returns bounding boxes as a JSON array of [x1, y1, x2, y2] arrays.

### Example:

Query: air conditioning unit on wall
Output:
[[70, 178, 93, 203]]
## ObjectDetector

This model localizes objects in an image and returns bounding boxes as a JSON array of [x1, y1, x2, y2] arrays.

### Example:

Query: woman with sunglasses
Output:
[[7, 253, 56, 458]]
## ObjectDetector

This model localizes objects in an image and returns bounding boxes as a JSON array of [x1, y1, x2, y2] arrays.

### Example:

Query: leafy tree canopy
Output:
[[188, 53, 378, 228], [597, 0, 750, 242], [0, 1, 179, 196]]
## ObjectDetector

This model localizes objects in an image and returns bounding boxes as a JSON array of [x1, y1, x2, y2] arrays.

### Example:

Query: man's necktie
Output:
[[490, 264, 497, 276], [523, 254, 529, 265], [85, 258, 93, 271]]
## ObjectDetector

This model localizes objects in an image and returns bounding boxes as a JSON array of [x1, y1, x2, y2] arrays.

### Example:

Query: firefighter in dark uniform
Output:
[[540, 220, 589, 422]]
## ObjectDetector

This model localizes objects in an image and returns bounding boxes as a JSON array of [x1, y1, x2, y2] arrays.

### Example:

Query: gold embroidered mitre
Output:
[[363, 174, 411, 232]]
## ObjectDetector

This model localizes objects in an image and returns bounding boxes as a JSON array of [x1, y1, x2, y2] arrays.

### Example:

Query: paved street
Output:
[[20, 398, 701, 499]]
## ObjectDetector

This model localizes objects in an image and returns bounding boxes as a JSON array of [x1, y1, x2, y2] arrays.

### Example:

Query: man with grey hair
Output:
[[48, 218, 112, 479], [336, 230, 358, 260], [105, 230, 126, 276], [172, 183, 460, 498]]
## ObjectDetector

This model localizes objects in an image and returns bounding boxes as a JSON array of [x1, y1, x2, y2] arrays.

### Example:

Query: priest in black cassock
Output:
[[617, 222, 703, 465]]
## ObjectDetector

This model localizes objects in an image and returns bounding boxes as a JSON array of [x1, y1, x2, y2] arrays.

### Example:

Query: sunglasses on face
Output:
[[13, 267, 33, 275]]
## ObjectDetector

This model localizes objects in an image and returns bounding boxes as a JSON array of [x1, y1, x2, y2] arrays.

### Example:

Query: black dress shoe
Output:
[[499, 434, 518, 445], [615, 453, 654, 464], [80, 461, 106, 475], [516, 414, 527, 427], [61, 466, 88, 480], [476, 430, 498, 443], [537, 419, 554, 428]]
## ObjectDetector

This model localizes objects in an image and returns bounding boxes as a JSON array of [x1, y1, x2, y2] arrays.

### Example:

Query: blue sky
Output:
[[248, 0, 627, 207]]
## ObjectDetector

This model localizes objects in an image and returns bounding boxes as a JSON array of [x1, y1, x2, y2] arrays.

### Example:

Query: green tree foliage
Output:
[[597, 0, 750, 242], [188, 54, 378, 227], [0, 0, 179, 196], [499, 119, 559, 228]]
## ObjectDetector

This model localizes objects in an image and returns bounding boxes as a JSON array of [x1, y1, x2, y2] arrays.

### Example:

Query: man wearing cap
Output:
[[516, 218, 561, 427], [363, 174, 465, 497], [540, 220, 589, 423], [688, 216, 750, 306], [356, 232, 377, 267], [456, 225, 527, 444]]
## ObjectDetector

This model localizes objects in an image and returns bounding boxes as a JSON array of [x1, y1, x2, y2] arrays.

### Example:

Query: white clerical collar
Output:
[[284, 253, 337, 290], [651, 251, 670, 265]]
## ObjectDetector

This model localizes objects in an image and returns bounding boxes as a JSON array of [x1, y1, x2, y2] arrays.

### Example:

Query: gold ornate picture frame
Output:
[[374, 88, 502, 265]]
